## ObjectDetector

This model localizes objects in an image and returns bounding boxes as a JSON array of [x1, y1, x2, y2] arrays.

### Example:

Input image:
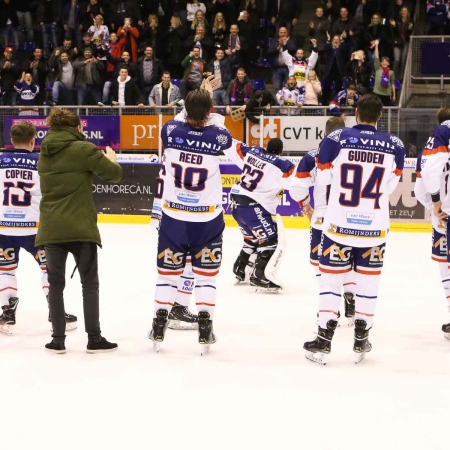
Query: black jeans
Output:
[[45, 242, 101, 344]]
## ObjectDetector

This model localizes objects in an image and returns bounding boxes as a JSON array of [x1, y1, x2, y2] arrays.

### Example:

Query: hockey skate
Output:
[[442, 322, 450, 340], [47, 296, 78, 331], [0, 297, 19, 336], [250, 275, 281, 293], [304, 319, 338, 366], [343, 292, 355, 326], [353, 319, 372, 364], [233, 251, 255, 283], [148, 309, 169, 352], [168, 302, 198, 330], [198, 311, 216, 355]]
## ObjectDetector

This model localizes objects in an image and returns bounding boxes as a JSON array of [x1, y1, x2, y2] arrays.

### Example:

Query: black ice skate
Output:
[[198, 311, 216, 355], [0, 297, 19, 336], [304, 319, 338, 365], [233, 250, 251, 282], [353, 319, 372, 364], [148, 309, 169, 352], [343, 292, 355, 326], [47, 296, 78, 331], [168, 302, 198, 330], [250, 275, 281, 293], [442, 322, 450, 340]]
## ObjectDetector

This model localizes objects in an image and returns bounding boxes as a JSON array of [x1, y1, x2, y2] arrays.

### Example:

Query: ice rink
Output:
[[3, 223, 450, 450]]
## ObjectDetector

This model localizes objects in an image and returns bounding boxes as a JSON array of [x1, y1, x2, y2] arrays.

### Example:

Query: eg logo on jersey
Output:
[[0, 247, 15, 261], [35, 249, 46, 264], [362, 247, 385, 263], [158, 248, 184, 266], [195, 247, 222, 264], [323, 244, 352, 262]]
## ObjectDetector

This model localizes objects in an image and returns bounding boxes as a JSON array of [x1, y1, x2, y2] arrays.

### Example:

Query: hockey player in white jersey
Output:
[[230, 138, 295, 292], [415, 106, 450, 339], [149, 82, 232, 353], [0, 121, 77, 335], [289, 116, 357, 325], [302, 94, 405, 364], [282, 39, 319, 90]]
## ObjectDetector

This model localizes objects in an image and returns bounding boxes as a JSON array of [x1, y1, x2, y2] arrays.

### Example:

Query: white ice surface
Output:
[[3, 224, 450, 450]]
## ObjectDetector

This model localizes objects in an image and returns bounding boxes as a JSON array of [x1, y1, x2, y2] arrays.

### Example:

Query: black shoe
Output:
[[198, 311, 216, 345], [86, 337, 118, 353], [442, 322, 450, 340], [353, 319, 372, 354], [168, 303, 198, 330], [149, 309, 169, 342], [343, 292, 355, 318], [0, 297, 19, 326], [45, 341, 66, 354]]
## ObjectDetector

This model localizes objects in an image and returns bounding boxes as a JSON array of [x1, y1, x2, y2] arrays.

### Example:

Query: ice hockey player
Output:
[[0, 121, 77, 335], [415, 105, 450, 339], [289, 116, 357, 325], [149, 79, 232, 354], [303, 94, 405, 365], [230, 138, 295, 292], [283, 39, 319, 90]]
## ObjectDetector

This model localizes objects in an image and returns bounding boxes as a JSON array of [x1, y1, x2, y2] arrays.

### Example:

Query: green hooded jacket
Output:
[[35, 125, 123, 247]]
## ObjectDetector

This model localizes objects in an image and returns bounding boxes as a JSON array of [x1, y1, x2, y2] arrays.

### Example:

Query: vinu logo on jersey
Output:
[[158, 248, 184, 266], [195, 247, 222, 264]]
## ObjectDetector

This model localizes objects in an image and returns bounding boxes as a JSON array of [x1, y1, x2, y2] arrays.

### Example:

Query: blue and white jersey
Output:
[[289, 148, 328, 230], [417, 120, 450, 216], [329, 90, 360, 117], [160, 119, 232, 222], [230, 144, 295, 215], [0, 150, 41, 236], [317, 124, 405, 247]]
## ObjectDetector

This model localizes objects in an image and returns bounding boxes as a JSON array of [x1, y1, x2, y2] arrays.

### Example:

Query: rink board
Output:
[[94, 158, 429, 232]]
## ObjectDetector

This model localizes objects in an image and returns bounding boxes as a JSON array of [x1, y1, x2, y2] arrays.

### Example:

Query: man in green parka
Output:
[[36, 108, 123, 354]]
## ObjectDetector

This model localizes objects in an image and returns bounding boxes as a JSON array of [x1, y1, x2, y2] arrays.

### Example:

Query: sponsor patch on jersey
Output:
[[4, 208, 26, 219], [216, 133, 230, 146], [0, 221, 38, 227], [166, 125, 177, 136], [346, 212, 374, 225], [389, 135, 404, 148], [177, 191, 200, 204], [327, 129, 342, 142], [327, 224, 386, 238], [164, 201, 217, 213]]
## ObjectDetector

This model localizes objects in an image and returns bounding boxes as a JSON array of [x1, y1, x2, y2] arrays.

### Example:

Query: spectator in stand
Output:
[[283, 39, 319, 90], [354, 0, 377, 27], [388, 0, 415, 21], [109, 0, 141, 31], [37, 0, 62, 59], [322, 32, 348, 105], [49, 51, 76, 105], [81, 0, 105, 31], [190, 9, 210, 34], [331, 6, 361, 55], [225, 66, 252, 114], [14, 72, 39, 115], [110, 66, 144, 106], [208, 0, 235, 28], [309, 6, 330, 76], [322, 0, 341, 22], [237, 10, 258, 74], [100, 32, 125, 104], [239, 0, 261, 25], [0, 47, 20, 106], [79, 32, 98, 56], [139, 14, 163, 58], [428, 1, 447, 34], [27, 48, 48, 105], [88, 14, 110, 50], [63, 0, 84, 51], [73, 48, 105, 105], [187, 1, 206, 24], [245, 89, 276, 124], [390, 6, 413, 81], [303, 70, 322, 105], [329, 83, 359, 117], [345, 49, 372, 95], [186, 25, 215, 61], [0, 0, 19, 51], [163, 15, 187, 79], [117, 17, 140, 63], [373, 40, 396, 106], [136, 46, 162, 100], [180, 44, 206, 98], [15, 0, 34, 45], [276, 75, 303, 115], [206, 47, 235, 106], [170, 0, 189, 24], [267, 26, 296, 91], [50, 38, 79, 63], [211, 12, 227, 49], [365, 13, 393, 72], [224, 23, 243, 68], [267, 0, 303, 37], [149, 70, 182, 107]]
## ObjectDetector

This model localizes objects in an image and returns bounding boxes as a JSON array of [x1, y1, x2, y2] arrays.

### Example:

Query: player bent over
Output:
[[415, 105, 450, 339], [230, 138, 295, 291], [289, 116, 357, 325], [149, 87, 232, 353], [303, 94, 405, 364], [0, 121, 76, 335]]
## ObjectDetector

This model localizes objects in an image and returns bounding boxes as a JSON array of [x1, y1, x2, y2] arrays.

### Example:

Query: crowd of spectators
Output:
[[0, 1, 430, 115]]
